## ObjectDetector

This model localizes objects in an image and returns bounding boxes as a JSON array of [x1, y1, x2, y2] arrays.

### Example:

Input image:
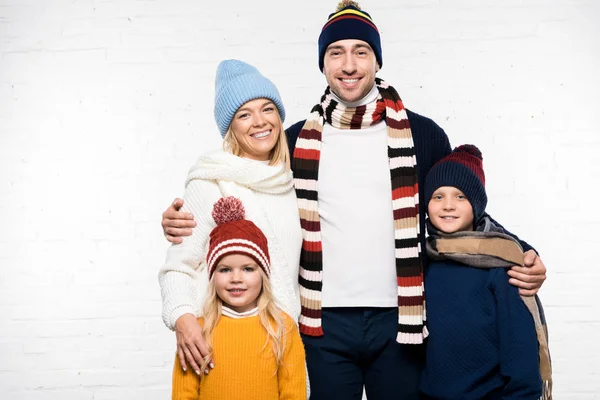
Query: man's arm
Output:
[[485, 213, 534, 253], [284, 120, 305, 158], [162, 198, 196, 243], [485, 213, 547, 295], [508, 250, 546, 296]]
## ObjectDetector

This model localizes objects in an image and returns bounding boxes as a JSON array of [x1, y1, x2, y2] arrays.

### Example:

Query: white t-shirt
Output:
[[319, 86, 398, 308]]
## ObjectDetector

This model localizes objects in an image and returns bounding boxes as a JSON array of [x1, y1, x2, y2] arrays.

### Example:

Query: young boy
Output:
[[419, 145, 552, 400]]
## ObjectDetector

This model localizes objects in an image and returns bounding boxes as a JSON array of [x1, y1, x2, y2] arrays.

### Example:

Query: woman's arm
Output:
[[159, 179, 220, 329], [159, 179, 221, 374]]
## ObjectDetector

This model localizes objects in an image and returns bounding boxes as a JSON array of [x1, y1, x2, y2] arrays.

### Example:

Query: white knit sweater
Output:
[[159, 149, 303, 330]]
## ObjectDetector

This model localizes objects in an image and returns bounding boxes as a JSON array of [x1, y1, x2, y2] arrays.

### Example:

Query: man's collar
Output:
[[330, 83, 378, 107]]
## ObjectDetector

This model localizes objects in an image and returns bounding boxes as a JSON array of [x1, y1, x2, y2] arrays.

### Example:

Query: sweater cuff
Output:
[[168, 305, 197, 331]]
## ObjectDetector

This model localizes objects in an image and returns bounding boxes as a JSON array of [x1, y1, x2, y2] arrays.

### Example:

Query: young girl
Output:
[[171, 196, 306, 400]]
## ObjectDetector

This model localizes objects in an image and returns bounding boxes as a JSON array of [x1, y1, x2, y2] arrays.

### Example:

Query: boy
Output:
[[420, 145, 552, 399]]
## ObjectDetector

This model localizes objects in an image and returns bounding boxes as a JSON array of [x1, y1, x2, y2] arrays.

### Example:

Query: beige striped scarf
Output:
[[426, 217, 553, 400]]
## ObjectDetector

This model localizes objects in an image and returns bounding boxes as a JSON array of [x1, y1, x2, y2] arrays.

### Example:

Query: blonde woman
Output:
[[171, 197, 305, 399], [159, 59, 302, 379]]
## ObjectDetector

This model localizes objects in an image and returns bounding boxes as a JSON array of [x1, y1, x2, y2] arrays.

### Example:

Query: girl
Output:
[[172, 197, 306, 400]]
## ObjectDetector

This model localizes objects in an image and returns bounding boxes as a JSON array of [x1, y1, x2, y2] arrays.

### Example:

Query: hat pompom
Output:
[[453, 144, 483, 161], [212, 196, 245, 225], [336, 0, 360, 11]]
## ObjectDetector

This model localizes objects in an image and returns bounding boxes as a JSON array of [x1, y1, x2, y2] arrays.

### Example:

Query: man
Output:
[[161, 2, 546, 398]]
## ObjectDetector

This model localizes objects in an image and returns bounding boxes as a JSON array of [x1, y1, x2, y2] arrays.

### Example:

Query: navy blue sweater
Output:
[[420, 260, 542, 399], [285, 110, 534, 259]]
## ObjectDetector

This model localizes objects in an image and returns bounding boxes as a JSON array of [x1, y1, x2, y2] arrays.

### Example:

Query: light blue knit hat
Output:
[[214, 59, 286, 137]]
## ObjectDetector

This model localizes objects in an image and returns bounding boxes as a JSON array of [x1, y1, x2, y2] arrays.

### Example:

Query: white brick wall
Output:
[[1, 0, 598, 398]]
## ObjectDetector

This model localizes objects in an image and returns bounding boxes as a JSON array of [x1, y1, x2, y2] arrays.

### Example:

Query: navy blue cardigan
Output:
[[284, 110, 533, 260]]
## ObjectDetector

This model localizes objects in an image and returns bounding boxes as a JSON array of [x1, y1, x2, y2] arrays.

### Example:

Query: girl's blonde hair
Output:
[[222, 108, 290, 170], [199, 267, 286, 378]]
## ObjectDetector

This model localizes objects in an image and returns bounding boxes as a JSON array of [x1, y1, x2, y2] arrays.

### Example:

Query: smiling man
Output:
[[284, 1, 546, 399], [161, 1, 548, 399]]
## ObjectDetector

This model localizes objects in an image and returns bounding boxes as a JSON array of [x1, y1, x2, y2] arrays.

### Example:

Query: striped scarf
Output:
[[292, 78, 428, 344]]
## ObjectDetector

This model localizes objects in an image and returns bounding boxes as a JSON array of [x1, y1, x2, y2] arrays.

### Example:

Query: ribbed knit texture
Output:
[[292, 78, 427, 344], [318, 2, 382, 70], [214, 59, 286, 137], [172, 314, 307, 400], [206, 197, 271, 279], [424, 144, 488, 223], [421, 260, 542, 399], [159, 150, 302, 329]]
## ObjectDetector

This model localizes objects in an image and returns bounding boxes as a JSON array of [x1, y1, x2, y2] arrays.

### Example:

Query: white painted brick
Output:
[[1, 0, 599, 397]]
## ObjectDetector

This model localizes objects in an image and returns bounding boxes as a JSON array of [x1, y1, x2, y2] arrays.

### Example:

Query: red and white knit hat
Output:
[[206, 197, 270, 279]]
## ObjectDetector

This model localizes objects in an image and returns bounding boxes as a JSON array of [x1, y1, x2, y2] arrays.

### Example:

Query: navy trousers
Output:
[[301, 307, 425, 400]]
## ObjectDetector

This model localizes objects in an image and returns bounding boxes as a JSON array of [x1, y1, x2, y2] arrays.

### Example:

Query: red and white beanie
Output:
[[206, 197, 270, 279]]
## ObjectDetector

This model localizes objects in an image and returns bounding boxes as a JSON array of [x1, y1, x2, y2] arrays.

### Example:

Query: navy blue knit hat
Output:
[[318, 1, 382, 71], [424, 145, 488, 223], [214, 59, 286, 137]]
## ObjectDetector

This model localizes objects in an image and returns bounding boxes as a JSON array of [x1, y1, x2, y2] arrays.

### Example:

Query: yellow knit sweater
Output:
[[172, 313, 306, 400]]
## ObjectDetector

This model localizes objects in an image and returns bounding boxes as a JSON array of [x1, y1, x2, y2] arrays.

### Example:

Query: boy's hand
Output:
[[175, 313, 213, 375], [162, 198, 196, 244], [507, 250, 547, 296]]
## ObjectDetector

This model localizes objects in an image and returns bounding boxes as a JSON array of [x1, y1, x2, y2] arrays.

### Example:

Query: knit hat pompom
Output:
[[336, 0, 360, 11], [212, 196, 246, 226], [453, 144, 483, 161], [206, 197, 271, 279]]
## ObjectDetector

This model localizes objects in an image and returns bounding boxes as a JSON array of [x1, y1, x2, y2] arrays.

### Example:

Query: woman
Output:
[[160, 59, 302, 377]]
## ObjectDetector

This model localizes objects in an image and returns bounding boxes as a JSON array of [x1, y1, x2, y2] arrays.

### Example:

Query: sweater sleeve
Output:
[[158, 178, 221, 330], [431, 121, 452, 166], [492, 268, 543, 399], [172, 353, 201, 400], [278, 316, 307, 400], [285, 120, 305, 161]]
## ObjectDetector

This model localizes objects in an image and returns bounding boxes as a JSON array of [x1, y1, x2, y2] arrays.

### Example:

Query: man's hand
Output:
[[175, 313, 213, 375], [507, 249, 547, 296], [162, 198, 196, 244]]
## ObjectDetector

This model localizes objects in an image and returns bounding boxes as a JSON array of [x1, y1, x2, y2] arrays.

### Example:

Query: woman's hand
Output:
[[175, 313, 213, 375]]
